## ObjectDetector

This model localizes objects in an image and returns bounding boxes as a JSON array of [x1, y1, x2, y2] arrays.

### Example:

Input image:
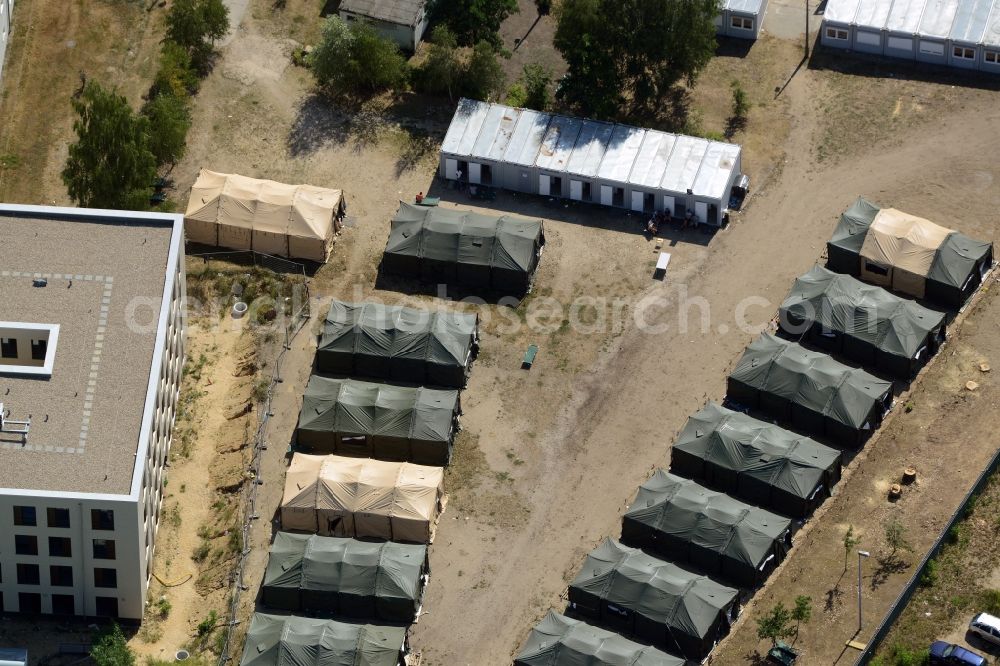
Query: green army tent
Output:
[[728, 334, 893, 446], [621, 472, 792, 589], [239, 613, 406, 666], [383, 202, 545, 294], [568, 538, 739, 661], [296, 375, 460, 466], [515, 610, 687, 666], [828, 197, 993, 308], [317, 300, 479, 388], [261, 532, 428, 623], [671, 402, 842, 518], [778, 266, 947, 378]]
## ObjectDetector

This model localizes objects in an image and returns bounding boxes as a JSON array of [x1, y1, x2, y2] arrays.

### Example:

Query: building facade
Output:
[[0, 205, 185, 619], [339, 0, 429, 52]]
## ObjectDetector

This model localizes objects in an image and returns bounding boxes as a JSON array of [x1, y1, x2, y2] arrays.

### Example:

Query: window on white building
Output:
[[48, 537, 72, 558], [91, 509, 115, 531], [50, 565, 73, 587], [47, 508, 70, 528], [13, 505, 36, 526], [94, 567, 117, 588], [731, 16, 754, 30], [93, 539, 116, 560], [986, 51, 999, 63], [953, 46, 976, 59], [826, 27, 849, 40]]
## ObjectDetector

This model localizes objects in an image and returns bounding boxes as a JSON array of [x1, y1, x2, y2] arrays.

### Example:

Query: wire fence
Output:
[[854, 445, 1000, 664], [214, 281, 312, 664], [188, 250, 310, 277]]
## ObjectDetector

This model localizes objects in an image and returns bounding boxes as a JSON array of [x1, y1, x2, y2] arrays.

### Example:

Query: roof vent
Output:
[[32, 278, 47, 287]]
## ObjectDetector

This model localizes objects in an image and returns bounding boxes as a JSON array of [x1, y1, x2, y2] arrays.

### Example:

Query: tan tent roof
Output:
[[280, 454, 444, 543], [184, 170, 344, 262], [861, 208, 953, 277]]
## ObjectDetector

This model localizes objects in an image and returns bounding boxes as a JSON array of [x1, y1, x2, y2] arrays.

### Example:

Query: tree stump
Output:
[[902, 467, 917, 484]]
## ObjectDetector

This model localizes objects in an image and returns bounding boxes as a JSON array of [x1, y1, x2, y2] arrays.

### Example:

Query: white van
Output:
[[969, 612, 1000, 646]]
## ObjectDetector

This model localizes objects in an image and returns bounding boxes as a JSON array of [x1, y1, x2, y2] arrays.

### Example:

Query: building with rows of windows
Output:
[[0, 204, 185, 619]]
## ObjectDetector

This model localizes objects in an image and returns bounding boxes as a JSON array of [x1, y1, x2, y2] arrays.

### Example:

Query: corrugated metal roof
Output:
[[726, 0, 765, 14], [693, 143, 742, 200], [503, 110, 552, 167], [597, 125, 646, 183], [886, 0, 926, 33], [340, 0, 426, 26], [824, 0, 862, 24], [660, 136, 710, 195], [628, 131, 678, 190], [471, 104, 522, 162], [949, 0, 995, 41], [919, 0, 961, 37], [440, 100, 742, 202], [441, 98, 489, 157], [854, 0, 894, 29], [566, 120, 615, 177], [983, 0, 1000, 44], [534, 115, 583, 172]]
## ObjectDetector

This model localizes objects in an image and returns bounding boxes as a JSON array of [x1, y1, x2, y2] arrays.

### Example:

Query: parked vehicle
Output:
[[929, 641, 986, 665], [969, 612, 1000, 647]]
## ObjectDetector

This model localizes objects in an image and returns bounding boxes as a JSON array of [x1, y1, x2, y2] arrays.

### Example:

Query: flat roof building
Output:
[[339, 0, 430, 52], [0, 204, 185, 619], [821, 0, 1000, 71], [439, 100, 743, 227]]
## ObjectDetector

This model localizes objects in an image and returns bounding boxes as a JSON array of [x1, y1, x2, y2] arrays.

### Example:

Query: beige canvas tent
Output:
[[858, 208, 952, 297], [279, 453, 444, 543], [184, 170, 345, 262]]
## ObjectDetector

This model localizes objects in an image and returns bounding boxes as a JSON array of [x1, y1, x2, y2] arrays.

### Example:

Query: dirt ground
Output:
[[2, 0, 1000, 664]]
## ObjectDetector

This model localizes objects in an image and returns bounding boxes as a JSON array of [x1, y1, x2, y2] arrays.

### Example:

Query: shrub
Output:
[[141, 93, 191, 166], [461, 41, 506, 101], [731, 80, 750, 119], [90, 624, 136, 666], [309, 16, 409, 94], [152, 41, 199, 98], [919, 558, 938, 587]]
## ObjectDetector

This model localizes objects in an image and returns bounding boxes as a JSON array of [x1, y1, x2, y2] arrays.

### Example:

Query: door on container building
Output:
[[664, 195, 675, 217], [695, 201, 709, 224], [469, 163, 482, 185], [445, 159, 458, 179], [631, 191, 644, 212], [539, 174, 551, 196], [570, 180, 583, 201], [600, 185, 613, 206]]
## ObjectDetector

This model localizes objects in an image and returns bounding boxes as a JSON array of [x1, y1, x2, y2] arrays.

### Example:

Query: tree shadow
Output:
[[513, 15, 543, 52], [744, 649, 771, 665], [870, 554, 908, 590], [287, 93, 388, 157], [724, 115, 747, 140], [623, 87, 694, 134], [395, 130, 437, 178]]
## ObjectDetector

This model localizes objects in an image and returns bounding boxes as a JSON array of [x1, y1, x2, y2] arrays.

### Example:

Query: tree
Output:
[[756, 601, 794, 647], [535, 0, 552, 15], [430, 0, 519, 48], [843, 524, 859, 571], [791, 595, 812, 640], [90, 624, 136, 666], [521, 63, 552, 110], [885, 518, 913, 559], [462, 41, 506, 101], [309, 16, 409, 94], [417, 26, 462, 99], [731, 80, 750, 120], [152, 41, 200, 98], [142, 93, 191, 165], [62, 82, 156, 210], [555, 0, 718, 118], [166, 0, 230, 70]]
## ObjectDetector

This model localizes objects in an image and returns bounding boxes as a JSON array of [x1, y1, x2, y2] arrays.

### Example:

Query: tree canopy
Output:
[[309, 16, 409, 94], [62, 82, 157, 210], [142, 92, 192, 166], [555, 0, 719, 119], [166, 0, 230, 70], [429, 0, 519, 48], [90, 624, 136, 666]]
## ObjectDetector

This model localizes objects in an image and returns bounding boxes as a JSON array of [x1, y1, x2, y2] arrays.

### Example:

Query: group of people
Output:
[[646, 208, 702, 236]]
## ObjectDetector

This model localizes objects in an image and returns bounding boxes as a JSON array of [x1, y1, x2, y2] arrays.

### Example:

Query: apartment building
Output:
[[0, 204, 185, 619]]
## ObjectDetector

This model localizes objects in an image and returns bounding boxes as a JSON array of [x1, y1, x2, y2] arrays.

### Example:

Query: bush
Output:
[[415, 26, 461, 98], [521, 63, 552, 110], [166, 0, 230, 71], [919, 558, 938, 587], [153, 41, 199, 98], [142, 93, 191, 166], [309, 16, 409, 94], [90, 624, 136, 666], [978, 588, 1000, 616], [461, 41, 506, 101], [505, 82, 527, 107], [197, 610, 218, 637], [731, 80, 750, 119]]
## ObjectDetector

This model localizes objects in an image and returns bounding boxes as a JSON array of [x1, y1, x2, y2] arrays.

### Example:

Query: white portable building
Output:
[[535, 115, 583, 199], [438, 100, 744, 226], [821, 0, 1000, 71], [718, 0, 770, 38], [501, 109, 552, 193]]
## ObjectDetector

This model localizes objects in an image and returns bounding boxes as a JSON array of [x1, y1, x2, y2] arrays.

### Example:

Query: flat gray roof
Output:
[[440, 99, 742, 201], [339, 0, 426, 26], [0, 210, 177, 495], [825, 0, 1000, 44]]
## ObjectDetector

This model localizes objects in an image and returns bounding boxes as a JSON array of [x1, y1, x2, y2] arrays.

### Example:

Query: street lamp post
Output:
[[858, 550, 871, 634]]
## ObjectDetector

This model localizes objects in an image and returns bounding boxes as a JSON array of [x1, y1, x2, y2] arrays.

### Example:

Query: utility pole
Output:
[[858, 550, 870, 634], [806, 0, 811, 58]]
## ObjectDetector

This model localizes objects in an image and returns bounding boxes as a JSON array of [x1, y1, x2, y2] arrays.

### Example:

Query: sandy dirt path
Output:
[[408, 68, 1000, 665]]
